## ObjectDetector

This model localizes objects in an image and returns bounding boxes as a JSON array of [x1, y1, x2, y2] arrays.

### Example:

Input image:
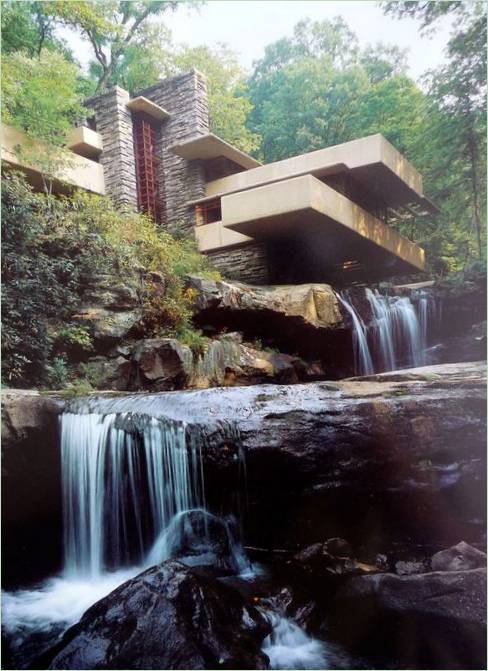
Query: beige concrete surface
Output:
[[203, 134, 428, 211], [1, 123, 105, 194], [169, 133, 261, 170], [126, 96, 171, 120], [67, 126, 103, 160], [220, 174, 425, 272]]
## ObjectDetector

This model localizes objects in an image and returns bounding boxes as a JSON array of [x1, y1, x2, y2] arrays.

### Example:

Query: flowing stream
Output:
[[338, 288, 438, 375], [3, 406, 325, 670]]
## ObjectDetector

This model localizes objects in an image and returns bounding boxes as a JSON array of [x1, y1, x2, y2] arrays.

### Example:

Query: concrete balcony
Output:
[[1, 123, 105, 195], [67, 126, 103, 160], [204, 174, 425, 282], [204, 134, 437, 218]]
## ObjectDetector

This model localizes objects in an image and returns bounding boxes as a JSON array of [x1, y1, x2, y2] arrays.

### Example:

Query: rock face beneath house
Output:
[[189, 276, 343, 330], [188, 276, 349, 368], [45, 561, 270, 670], [328, 567, 487, 669]]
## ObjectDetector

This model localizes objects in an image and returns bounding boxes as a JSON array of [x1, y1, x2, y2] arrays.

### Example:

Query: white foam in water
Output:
[[2, 568, 138, 641], [262, 610, 329, 670]]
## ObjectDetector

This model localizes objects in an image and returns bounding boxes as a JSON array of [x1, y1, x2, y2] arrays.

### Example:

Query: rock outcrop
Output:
[[2, 390, 65, 587], [188, 276, 350, 369], [189, 276, 343, 330], [431, 540, 487, 572], [45, 561, 270, 670], [328, 567, 487, 669], [71, 269, 148, 345], [83, 333, 316, 391]]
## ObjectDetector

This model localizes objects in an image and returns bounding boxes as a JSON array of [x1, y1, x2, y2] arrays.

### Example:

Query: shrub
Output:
[[44, 356, 69, 390], [1, 172, 218, 387]]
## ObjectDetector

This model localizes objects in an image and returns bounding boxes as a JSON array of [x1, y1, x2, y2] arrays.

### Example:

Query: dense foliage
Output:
[[1, 173, 216, 388]]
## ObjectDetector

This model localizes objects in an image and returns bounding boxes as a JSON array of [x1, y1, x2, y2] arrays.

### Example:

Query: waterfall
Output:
[[338, 288, 434, 375], [336, 292, 374, 375], [61, 412, 204, 578], [365, 289, 426, 371]]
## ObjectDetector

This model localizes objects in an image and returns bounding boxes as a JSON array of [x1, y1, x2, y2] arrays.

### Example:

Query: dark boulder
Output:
[[431, 541, 486, 572], [147, 510, 248, 577], [328, 568, 487, 669], [45, 561, 270, 670], [293, 539, 380, 578]]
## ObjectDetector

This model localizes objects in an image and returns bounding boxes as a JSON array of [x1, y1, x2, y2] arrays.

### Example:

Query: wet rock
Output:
[[294, 541, 379, 577], [188, 276, 350, 369], [1, 389, 64, 445], [394, 559, 429, 576], [324, 537, 352, 557], [45, 561, 270, 670], [328, 568, 487, 669], [431, 541, 487, 572], [2, 390, 65, 587], [188, 276, 343, 330], [149, 510, 246, 577], [93, 335, 312, 391]]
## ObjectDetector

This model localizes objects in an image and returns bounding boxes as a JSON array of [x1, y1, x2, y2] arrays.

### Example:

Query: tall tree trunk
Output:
[[95, 63, 114, 93], [467, 128, 483, 260]]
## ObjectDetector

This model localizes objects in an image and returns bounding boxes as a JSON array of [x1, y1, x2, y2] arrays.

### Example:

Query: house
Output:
[[1, 69, 437, 285]]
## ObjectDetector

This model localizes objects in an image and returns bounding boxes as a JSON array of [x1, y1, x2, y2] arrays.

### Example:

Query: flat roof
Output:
[[168, 133, 261, 170], [126, 96, 171, 121]]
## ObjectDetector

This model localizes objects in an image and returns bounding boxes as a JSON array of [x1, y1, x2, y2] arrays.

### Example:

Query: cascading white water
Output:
[[338, 288, 435, 375], [261, 609, 329, 670], [4, 404, 328, 668], [336, 292, 374, 376], [365, 289, 426, 371], [61, 412, 204, 578]]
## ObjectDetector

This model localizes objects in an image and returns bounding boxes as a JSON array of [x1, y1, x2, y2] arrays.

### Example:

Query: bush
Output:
[[1, 172, 218, 387]]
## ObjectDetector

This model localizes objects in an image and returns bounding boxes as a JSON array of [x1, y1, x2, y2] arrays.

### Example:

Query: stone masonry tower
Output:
[[86, 70, 209, 237]]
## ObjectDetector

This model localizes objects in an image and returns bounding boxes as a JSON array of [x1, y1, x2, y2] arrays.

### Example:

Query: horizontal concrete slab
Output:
[[67, 126, 103, 160], [169, 133, 261, 170], [205, 134, 437, 214], [221, 174, 425, 276], [2, 123, 105, 195], [126, 96, 171, 120]]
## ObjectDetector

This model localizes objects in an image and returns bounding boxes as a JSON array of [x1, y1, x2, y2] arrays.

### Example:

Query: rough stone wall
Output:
[[86, 87, 138, 208], [205, 243, 270, 285], [135, 70, 210, 236]]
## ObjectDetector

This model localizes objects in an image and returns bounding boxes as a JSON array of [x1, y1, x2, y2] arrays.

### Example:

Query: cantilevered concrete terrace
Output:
[[169, 133, 437, 282], [1, 123, 105, 195]]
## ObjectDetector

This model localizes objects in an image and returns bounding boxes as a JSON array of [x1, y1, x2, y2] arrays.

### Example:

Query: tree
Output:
[[383, 1, 487, 262], [1, 50, 87, 193], [248, 19, 424, 162], [1, 1, 69, 57], [41, 0, 181, 92]]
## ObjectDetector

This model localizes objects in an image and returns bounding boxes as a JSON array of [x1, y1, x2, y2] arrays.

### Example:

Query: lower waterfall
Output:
[[61, 412, 205, 577], [3, 403, 326, 670]]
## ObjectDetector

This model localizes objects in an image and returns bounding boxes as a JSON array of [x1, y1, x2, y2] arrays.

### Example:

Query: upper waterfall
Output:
[[338, 287, 438, 375]]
